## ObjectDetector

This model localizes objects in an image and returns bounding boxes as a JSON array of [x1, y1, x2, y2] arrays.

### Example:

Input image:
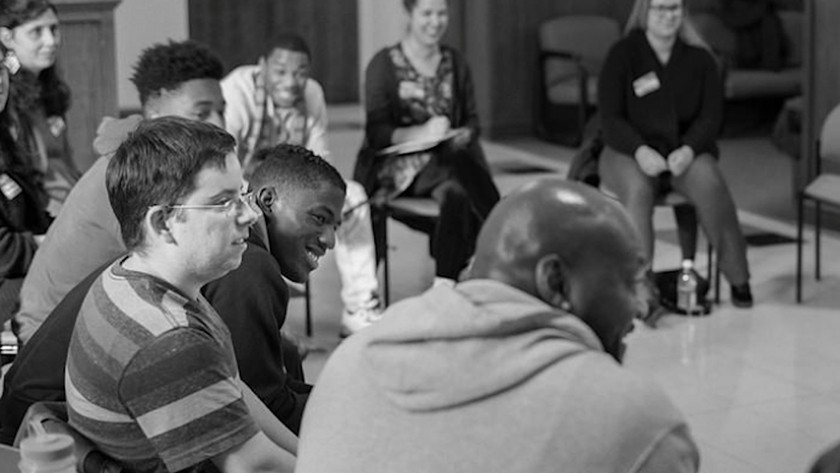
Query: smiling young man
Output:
[[66, 116, 296, 473], [222, 33, 382, 336], [203, 143, 346, 434]]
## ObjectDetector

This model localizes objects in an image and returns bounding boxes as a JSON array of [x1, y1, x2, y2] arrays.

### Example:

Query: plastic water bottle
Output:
[[18, 422, 76, 473], [677, 259, 701, 316]]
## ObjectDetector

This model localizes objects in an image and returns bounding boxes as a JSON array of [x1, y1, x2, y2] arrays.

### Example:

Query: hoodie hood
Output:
[[92, 115, 144, 157], [360, 279, 605, 412]]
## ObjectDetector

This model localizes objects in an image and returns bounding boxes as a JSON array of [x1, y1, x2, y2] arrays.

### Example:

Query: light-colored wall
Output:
[[114, 0, 188, 111], [358, 0, 405, 98]]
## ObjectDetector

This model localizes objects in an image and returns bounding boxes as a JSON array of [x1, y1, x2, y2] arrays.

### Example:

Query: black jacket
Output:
[[598, 30, 723, 159]]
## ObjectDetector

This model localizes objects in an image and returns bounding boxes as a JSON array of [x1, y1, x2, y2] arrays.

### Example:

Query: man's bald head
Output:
[[470, 178, 646, 361]]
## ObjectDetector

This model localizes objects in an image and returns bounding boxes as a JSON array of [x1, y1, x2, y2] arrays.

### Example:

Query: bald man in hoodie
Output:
[[296, 178, 699, 473]]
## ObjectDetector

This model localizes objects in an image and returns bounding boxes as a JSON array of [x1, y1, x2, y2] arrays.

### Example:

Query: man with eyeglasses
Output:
[[65, 116, 296, 473]]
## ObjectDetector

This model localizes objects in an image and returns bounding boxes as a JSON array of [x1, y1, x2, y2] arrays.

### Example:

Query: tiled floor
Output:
[[287, 105, 840, 473]]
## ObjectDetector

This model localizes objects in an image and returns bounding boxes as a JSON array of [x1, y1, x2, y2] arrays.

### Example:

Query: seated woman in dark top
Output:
[[355, 0, 500, 285], [598, 0, 752, 308], [0, 56, 51, 323], [0, 0, 77, 216]]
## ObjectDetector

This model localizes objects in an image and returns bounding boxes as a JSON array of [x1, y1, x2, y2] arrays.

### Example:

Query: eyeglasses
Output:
[[167, 191, 260, 215], [649, 4, 683, 15]]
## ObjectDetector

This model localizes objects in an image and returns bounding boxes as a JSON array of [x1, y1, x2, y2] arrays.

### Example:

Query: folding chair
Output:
[[796, 103, 840, 302]]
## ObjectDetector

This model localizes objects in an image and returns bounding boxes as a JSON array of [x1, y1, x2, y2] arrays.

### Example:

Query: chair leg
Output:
[[304, 280, 312, 337], [815, 201, 822, 281], [714, 252, 721, 304], [706, 241, 713, 283], [383, 212, 391, 307], [706, 241, 721, 304], [673, 204, 699, 262], [796, 195, 804, 303], [576, 102, 587, 146]]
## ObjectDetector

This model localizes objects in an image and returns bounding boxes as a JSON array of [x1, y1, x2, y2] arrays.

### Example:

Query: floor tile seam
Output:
[[694, 439, 770, 473]]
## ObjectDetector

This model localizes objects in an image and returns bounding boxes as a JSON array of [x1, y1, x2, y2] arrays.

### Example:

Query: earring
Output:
[[560, 300, 572, 312], [3, 51, 19, 75]]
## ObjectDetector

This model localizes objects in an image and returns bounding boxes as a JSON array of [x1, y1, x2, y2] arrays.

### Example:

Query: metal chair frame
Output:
[[796, 104, 840, 302], [376, 197, 440, 306]]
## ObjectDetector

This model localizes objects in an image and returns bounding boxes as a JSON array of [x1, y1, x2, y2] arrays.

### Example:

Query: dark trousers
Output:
[[372, 142, 499, 279], [398, 143, 499, 279], [599, 147, 750, 286]]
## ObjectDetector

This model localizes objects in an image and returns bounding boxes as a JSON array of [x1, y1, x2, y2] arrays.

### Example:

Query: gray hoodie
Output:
[[298, 279, 699, 473]]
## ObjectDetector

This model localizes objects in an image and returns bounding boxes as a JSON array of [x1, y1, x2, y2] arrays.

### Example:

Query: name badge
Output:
[[0, 173, 22, 200], [633, 72, 661, 97]]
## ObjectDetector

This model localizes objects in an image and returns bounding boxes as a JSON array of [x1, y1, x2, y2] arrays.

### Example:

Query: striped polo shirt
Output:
[[66, 258, 259, 473]]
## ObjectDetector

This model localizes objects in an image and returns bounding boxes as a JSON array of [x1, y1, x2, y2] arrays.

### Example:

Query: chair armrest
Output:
[[539, 49, 592, 109], [539, 49, 582, 63], [540, 50, 584, 78]]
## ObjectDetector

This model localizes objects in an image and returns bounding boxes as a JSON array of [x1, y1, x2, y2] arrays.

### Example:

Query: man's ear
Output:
[[255, 186, 277, 214], [144, 90, 170, 119], [146, 205, 176, 244], [144, 98, 160, 119], [535, 254, 572, 311], [0, 28, 14, 50]]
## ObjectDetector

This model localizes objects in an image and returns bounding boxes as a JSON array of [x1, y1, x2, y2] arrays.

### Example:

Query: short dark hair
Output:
[[130, 40, 224, 106], [0, 0, 54, 29], [248, 144, 345, 197], [264, 32, 311, 60], [107, 116, 236, 251]]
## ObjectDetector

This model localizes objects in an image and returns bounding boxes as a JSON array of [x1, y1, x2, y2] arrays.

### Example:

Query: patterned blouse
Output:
[[377, 44, 455, 197]]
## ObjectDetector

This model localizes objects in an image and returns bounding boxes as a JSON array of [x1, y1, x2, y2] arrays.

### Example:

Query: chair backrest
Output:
[[692, 13, 737, 62], [538, 15, 621, 75], [819, 104, 840, 165]]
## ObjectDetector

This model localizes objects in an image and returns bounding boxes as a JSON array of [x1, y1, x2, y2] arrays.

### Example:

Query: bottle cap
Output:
[[19, 432, 76, 471]]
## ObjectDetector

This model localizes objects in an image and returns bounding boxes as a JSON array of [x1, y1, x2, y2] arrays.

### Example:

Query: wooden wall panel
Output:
[[54, 0, 120, 172], [463, 0, 624, 137], [189, 0, 359, 103]]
